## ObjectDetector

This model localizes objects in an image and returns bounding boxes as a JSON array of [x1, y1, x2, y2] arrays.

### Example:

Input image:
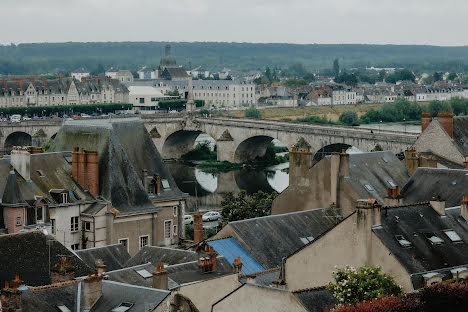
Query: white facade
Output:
[[128, 86, 171, 112], [71, 71, 90, 82]]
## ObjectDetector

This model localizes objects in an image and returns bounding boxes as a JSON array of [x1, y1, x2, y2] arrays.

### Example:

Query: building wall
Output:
[[175, 274, 241, 312], [212, 284, 307, 312], [3, 207, 25, 234], [49, 203, 92, 249]]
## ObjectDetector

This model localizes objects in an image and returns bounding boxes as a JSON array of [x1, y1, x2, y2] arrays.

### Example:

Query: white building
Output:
[[128, 85, 172, 113], [70, 68, 90, 81]]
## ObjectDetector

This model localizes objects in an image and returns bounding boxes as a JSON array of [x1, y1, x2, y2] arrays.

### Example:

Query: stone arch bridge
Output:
[[143, 115, 418, 162], [0, 115, 418, 162]]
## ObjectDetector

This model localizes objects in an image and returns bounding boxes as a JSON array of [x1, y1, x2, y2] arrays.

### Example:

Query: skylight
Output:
[[299, 236, 314, 245], [423, 232, 444, 245], [364, 184, 374, 192], [381, 156, 389, 163], [387, 180, 397, 188], [57, 305, 71, 312], [136, 269, 152, 278], [112, 302, 134, 312], [395, 235, 412, 247], [443, 230, 462, 242], [161, 179, 170, 189]]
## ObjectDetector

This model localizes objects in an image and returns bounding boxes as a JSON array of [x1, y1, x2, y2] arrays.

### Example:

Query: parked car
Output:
[[22, 116, 31, 121], [202, 211, 221, 222], [184, 215, 194, 225], [10, 115, 21, 122]]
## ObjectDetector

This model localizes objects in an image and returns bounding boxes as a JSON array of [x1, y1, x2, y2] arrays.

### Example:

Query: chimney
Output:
[[18, 79, 23, 90], [288, 138, 312, 187], [461, 194, 468, 221], [356, 198, 381, 227], [82, 272, 102, 310], [77, 149, 86, 188], [193, 214, 203, 243], [50, 257, 75, 284], [232, 257, 243, 274], [1, 281, 22, 312], [430, 196, 446, 216], [72, 147, 79, 182], [424, 155, 438, 168], [95, 259, 107, 275], [42, 78, 47, 88], [405, 151, 419, 175], [198, 245, 217, 273], [384, 186, 403, 207], [437, 111, 454, 138], [464, 157, 468, 170], [421, 112, 432, 133], [155, 174, 161, 195], [3, 79, 7, 89], [142, 169, 149, 191], [152, 263, 168, 290], [85, 150, 99, 197], [10, 148, 31, 181]]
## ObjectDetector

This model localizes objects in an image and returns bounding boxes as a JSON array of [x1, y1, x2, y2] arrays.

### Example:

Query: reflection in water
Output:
[[165, 161, 289, 213]]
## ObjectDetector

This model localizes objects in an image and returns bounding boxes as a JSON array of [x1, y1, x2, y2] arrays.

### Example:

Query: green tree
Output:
[[433, 71, 443, 82], [378, 69, 386, 82], [327, 265, 403, 306], [221, 190, 278, 222], [449, 97, 467, 115], [447, 72, 457, 81], [429, 100, 452, 117], [360, 109, 381, 124], [245, 106, 262, 119], [339, 110, 359, 125], [333, 58, 340, 78], [283, 78, 308, 88], [90, 64, 105, 76]]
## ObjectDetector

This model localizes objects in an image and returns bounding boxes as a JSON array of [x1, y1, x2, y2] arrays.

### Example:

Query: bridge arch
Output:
[[161, 130, 217, 160], [233, 135, 290, 163], [4, 131, 33, 154], [313, 143, 353, 163]]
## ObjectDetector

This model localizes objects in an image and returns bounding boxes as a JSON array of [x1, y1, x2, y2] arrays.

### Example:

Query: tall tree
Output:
[[333, 58, 340, 78], [221, 190, 278, 222]]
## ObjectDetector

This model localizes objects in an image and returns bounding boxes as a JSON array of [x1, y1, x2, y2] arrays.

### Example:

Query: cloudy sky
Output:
[[1, 0, 465, 46]]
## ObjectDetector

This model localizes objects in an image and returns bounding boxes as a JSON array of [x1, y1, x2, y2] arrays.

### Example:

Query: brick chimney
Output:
[[42, 78, 47, 88], [83, 272, 102, 310], [384, 186, 403, 207], [193, 214, 203, 243], [232, 257, 243, 274], [152, 263, 168, 290], [405, 151, 419, 175], [72, 148, 99, 197], [421, 112, 432, 133], [463, 157, 468, 170], [95, 259, 107, 275], [50, 257, 75, 284], [1, 281, 22, 312], [461, 194, 468, 221], [430, 195, 446, 216], [10, 148, 31, 181], [437, 111, 454, 138], [198, 245, 217, 273], [3, 79, 7, 89]]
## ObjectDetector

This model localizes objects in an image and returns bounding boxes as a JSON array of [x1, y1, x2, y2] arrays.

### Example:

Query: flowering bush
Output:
[[336, 295, 419, 312], [327, 265, 403, 306]]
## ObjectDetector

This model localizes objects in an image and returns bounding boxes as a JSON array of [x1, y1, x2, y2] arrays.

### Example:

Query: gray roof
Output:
[[125, 246, 198, 267], [21, 283, 78, 312], [239, 268, 281, 287], [453, 116, 468, 156], [402, 168, 468, 207], [293, 288, 337, 312], [220, 208, 341, 269], [50, 118, 186, 214], [0, 232, 91, 287], [165, 257, 233, 286], [161, 67, 189, 80], [373, 204, 468, 288], [75, 244, 131, 272], [326, 151, 410, 204], [2, 169, 25, 205]]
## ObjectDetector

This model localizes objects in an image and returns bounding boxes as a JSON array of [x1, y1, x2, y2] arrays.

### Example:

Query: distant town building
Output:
[[70, 68, 90, 81]]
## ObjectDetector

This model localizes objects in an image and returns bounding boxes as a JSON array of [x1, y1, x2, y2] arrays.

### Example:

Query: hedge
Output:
[[0, 103, 133, 116], [158, 99, 204, 110]]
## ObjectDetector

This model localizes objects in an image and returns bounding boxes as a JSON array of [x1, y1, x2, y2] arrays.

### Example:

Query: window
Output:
[[118, 238, 129, 252], [139, 235, 149, 249], [51, 219, 56, 234], [136, 269, 152, 278], [70, 216, 79, 232], [164, 220, 172, 239], [423, 232, 444, 245], [364, 184, 374, 192], [173, 225, 178, 236], [173, 206, 178, 217], [36, 206, 43, 221], [395, 235, 412, 247], [111, 302, 134, 312], [16, 217, 21, 226], [83, 221, 91, 231], [71, 244, 79, 251], [61, 193, 68, 204], [443, 230, 462, 242], [139, 98, 144, 104]]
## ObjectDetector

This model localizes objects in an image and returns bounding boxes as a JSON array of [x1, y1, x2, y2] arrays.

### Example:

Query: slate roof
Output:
[[165, 257, 233, 286], [326, 151, 410, 204], [208, 238, 265, 275], [161, 67, 189, 80], [21, 283, 78, 312], [239, 268, 281, 287], [217, 208, 341, 269], [402, 168, 468, 207], [293, 288, 337, 312], [2, 169, 26, 205], [75, 244, 131, 271], [50, 118, 187, 214], [373, 204, 468, 288], [453, 116, 468, 156], [0, 232, 91, 287], [125, 246, 198, 267]]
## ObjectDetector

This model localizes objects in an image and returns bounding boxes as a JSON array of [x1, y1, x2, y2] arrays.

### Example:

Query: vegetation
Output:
[[339, 110, 359, 125], [197, 161, 243, 172], [244, 106, 262, 119], [181, 142, 217, 161], [246, 143, 289, 167], [185, 225, 218, 240], [384, 69, 416, 83], [41, 139, 53, 152], [327, 265, 403, 306], [198, 109, 210, 116], [221, 190, 278, 222], [158, 99, 204, 110], [0, 103, 132, 117]]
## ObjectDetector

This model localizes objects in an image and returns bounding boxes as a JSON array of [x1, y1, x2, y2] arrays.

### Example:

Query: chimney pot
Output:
[[152, 263, 168, 290]]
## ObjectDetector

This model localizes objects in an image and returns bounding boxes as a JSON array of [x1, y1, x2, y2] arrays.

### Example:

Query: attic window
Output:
[[299, 236, 314, 245], [161, 179, 170, 189], [387, 180, 397, 188], [364, 184, 374, 192], [136, 269, 152, 278], [112, 302, 134, 312], [443, 230, 462, 243], [36, 170, 45, 177], [423, 232, 444, 245], [382, 156, 389, 163], [395, 235, 412, 247], [56, 305, 71, 312]]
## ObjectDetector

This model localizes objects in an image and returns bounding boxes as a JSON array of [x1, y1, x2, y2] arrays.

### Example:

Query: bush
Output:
[[199, 109, 210, 116], [328, 265, 403, 306], [158, 99, 204, 110], [418, 281, 468, 312], [339, 110, 359, 125], [181, 142, 217, 161], [245, 106, 262, 119], [336, 295, 419, 312], [428, 100, 452, 117], [185, 225, 194, 240], [0, 103, 132, 117], [296, 115, 332, 124], [221, 190, 277, 222]]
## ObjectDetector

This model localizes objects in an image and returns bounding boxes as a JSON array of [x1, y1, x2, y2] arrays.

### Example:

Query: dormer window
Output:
[[423, 232, 444, 245], [443, 230, 462, 243], [423, 272, 443, 286], [395, 235, 412, 248], [61, 193, 68, 204]]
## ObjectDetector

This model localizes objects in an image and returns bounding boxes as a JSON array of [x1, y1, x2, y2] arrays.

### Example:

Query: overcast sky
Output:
[[1, 0, 466, 46]]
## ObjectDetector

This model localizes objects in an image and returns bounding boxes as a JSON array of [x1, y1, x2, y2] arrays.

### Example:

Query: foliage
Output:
[[181, 142, 217, 161], [246, 142, 289, 167], [428, 100, 452, 117], [185, 225, 194, 240], [385, 69, 415, 83], [447, 72, 457, 81], [244, 106, 262, 119], [327, 265, 403, 306], [0, 103, 132, 117], [158, 99, 204, 110], [333, 58, 340, 78], [295, 115, 334, 125], [336, 72, 358, 86], [359, 98, 421, 123], [197, 161, 243, 172], [42, 139, 53, 152], [198, 109, 210, 116], [204, 227, 218, 239], [165, 89, 180, 97], [433, 71, 443, 82], [339, 110, 359, 125], [283, 78, 308, 88], [221, 190, 278, 222]]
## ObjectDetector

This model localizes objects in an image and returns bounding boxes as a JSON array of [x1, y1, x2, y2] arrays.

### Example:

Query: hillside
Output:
[[2, 42, 468, 75]]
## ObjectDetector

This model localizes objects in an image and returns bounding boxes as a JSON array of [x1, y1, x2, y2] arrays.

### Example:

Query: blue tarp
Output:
[[207, 237, 265, 275]]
